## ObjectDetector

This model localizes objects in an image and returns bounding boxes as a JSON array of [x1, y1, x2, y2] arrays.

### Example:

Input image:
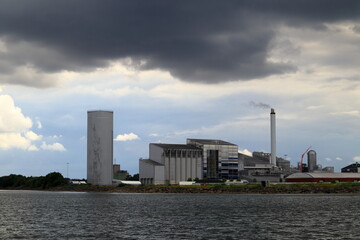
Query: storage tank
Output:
[[87, 110, 113, 185], [307, 150, 317, 172]]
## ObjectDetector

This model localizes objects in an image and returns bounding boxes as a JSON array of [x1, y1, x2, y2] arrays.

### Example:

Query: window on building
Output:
[[207, 150, 219, 179]]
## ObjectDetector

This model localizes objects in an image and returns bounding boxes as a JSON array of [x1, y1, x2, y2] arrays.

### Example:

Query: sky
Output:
[[0, 0, 360, 178]]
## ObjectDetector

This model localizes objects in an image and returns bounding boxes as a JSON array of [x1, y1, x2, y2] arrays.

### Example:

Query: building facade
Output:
[[87, 110, 113, 185], [139, 159, 165, 185], [139, 143, 203, 185], [187, 139, 239, 179]]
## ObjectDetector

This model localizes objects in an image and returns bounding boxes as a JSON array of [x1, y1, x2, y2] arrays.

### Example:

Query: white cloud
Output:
[[36, 120, 42, 129], [325, 157, 332, 161], [149, 133, 159, 137], [330, 110, 360, 117], [114, 133, 140, 141], [306, 105, 324, 110], [28, 145, 39, 151], [239, 149, 253, 157], [49, 135, 63, 139], [335, 157, 343, 161], [0, 94, 44, 151], [353, 156, 360, 162], [25, 131, 42, 141], [0, 133, 33, 150], [41, 142, 66, 152], [0, 95, 32, 133]]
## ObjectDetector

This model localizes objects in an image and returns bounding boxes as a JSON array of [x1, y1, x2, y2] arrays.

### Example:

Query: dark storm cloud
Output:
[[0, 0, 359, 85]]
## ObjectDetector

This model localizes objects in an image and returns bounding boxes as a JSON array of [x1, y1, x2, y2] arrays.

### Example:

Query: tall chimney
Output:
[[270, 108, 276, 166]]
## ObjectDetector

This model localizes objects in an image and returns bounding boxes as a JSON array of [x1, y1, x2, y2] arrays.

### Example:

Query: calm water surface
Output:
[[0, 190, 359, 239]]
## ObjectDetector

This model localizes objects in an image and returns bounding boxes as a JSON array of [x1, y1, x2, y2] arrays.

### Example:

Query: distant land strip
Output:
[[41, 183, 360, 194]]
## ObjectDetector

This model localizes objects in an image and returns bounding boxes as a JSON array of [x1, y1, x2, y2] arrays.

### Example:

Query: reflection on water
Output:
[[0, 190, 360, 239]]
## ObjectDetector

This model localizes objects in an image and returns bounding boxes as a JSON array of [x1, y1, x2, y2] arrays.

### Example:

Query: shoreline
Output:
[[3, 182, 360, 194]]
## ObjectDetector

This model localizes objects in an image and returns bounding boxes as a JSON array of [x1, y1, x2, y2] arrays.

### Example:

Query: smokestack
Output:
[[270, 108, 276, 166]]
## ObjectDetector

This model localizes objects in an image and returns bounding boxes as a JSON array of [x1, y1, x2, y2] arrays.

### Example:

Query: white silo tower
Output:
[[87, 110, 113, 185]]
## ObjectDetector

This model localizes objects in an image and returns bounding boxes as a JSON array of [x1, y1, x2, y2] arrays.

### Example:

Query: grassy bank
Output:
[[45, 182, 360, 194]]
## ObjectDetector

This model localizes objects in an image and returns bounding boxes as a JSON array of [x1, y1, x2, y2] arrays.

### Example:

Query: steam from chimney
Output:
[[249, 101, 271, 109]]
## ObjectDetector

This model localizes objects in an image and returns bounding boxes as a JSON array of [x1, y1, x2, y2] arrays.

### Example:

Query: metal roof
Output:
[[140, 159, 164, 166], [87, 110, 113, 113], [342, 163, 360, 169], [239, 153, 270, 166], [151, 143, 202, 150], [286, 172, 360, 179], [187, 138, 237, 146]]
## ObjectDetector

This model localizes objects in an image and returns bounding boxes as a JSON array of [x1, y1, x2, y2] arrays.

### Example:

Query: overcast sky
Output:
[[0, 0, 360, 177]]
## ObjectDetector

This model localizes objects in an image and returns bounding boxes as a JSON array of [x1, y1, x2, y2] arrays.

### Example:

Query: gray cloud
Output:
[[0, 0, 359, 86], [353, 25, 360, 33]]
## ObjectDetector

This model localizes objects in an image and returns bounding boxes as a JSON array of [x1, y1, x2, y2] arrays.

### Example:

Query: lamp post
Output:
[[66, 162, 69, 179]]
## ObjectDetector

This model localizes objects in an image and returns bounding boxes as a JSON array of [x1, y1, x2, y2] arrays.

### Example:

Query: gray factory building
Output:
[[87, 110, 113, 185], [187, 139, 239, 179], [238, 152, 290, 182], [139, 143, 203, 185]]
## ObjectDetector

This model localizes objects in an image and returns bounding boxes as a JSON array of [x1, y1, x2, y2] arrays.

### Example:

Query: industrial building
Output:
[[322, 166, 335, 173], [341, 163, 360, 173], [87, 110, 113, 185], [286, 172, 360, 182], [139, 143, 203, 185], [139, 138, 239, 184], [187, 139, 239, 179], [238, 152, 290, 182], [113, 164, 129, 180]]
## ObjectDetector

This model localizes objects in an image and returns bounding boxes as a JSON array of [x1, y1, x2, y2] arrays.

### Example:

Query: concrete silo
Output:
[[87, 111, 113, 185], [307, 150, 317, 172]]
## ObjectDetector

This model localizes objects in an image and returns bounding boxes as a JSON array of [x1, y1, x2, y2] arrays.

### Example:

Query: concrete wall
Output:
[[149, 144, 164, 164], [139, 159, 166, 185], [154, 165, 165, 184], [87, 111, 113, 185], [139, 160, 155, 179]]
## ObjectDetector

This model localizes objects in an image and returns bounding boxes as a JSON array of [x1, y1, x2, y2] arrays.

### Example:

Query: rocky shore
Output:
[[46, 183, 360, 194]]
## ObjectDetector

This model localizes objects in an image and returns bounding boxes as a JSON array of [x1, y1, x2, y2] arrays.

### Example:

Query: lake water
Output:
[[0, 191, 359, 239]]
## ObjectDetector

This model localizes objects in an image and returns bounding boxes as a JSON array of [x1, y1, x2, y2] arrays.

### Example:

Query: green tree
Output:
[[43, 172, 68, 188], [125, 173, 139, 181]]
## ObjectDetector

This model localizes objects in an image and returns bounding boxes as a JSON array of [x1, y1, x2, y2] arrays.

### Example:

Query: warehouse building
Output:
[[285, 172, 360, 183], [139, 143, 203, 185]]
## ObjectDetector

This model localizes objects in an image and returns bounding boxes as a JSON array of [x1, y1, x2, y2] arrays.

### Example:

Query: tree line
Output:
[[0, 172, 68, 189]]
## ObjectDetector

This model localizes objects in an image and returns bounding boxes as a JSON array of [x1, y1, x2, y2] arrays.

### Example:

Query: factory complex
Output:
[[86, 109, 360, 186], [139, 139, 239, 185]]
